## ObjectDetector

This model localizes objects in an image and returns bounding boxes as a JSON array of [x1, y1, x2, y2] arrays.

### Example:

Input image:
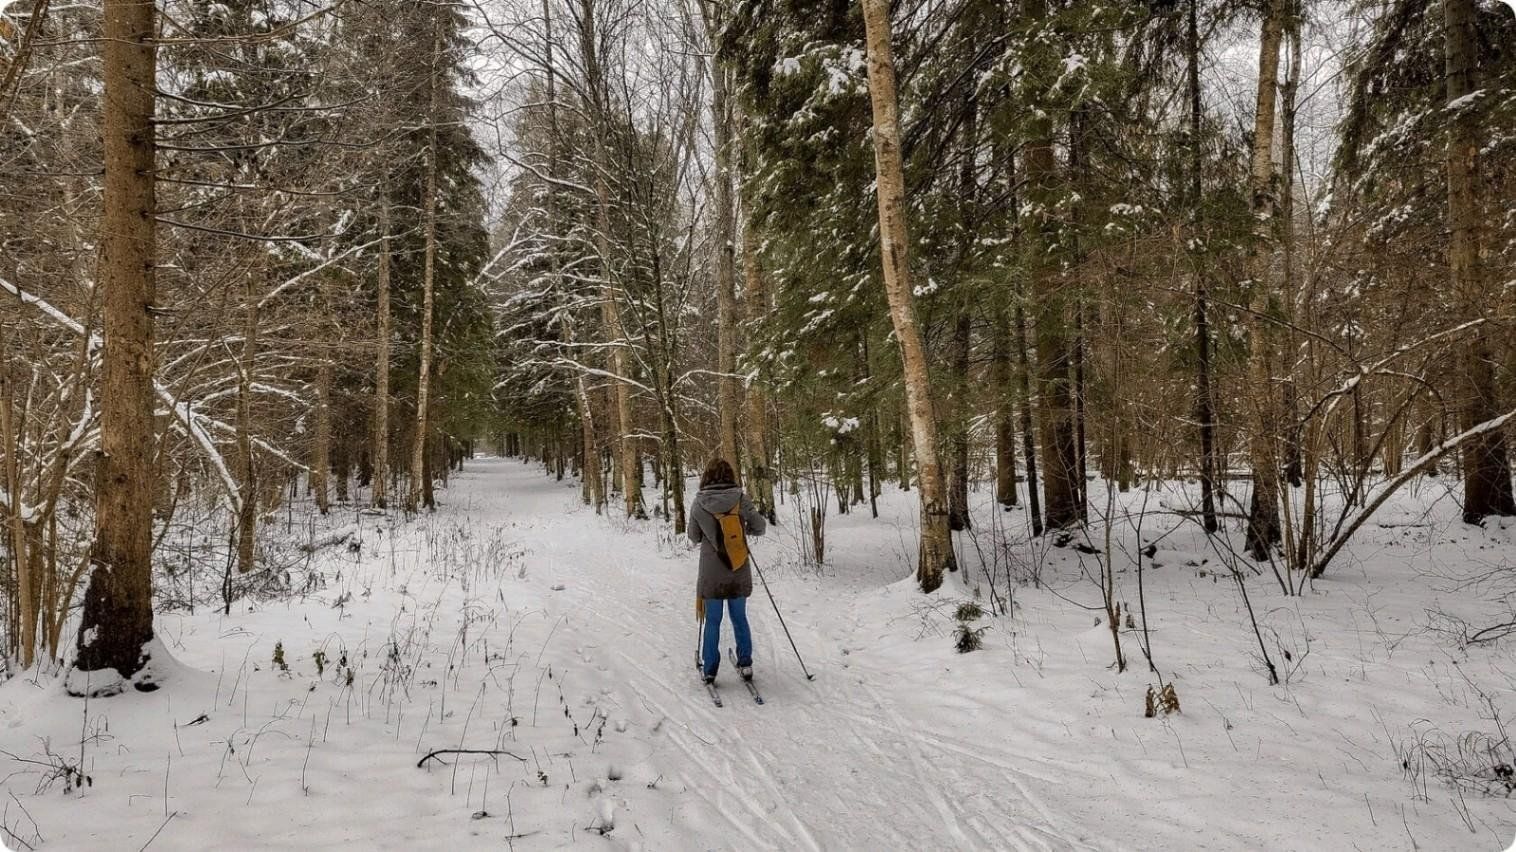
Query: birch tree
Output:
[[860, 0, 955, 592]]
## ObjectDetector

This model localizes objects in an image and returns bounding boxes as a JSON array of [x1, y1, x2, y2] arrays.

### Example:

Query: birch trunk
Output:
[[860, 0, 955, 591]]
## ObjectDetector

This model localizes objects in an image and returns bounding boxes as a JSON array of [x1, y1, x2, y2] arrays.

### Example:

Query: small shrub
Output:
[[955, 602, 983, 622], [954, 623, 985, 653], [272, 641, 289, 674], [312, 649, 327, 677]]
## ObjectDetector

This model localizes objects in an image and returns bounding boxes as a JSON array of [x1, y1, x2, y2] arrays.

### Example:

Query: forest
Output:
[[1, 0, 1515, 848]]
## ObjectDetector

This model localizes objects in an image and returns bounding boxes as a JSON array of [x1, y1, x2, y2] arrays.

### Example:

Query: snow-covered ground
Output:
[[2, 457, 1514, 850]]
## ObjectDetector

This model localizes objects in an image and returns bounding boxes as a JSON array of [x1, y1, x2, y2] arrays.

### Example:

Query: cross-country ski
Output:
[[731, 648, 764, 704]]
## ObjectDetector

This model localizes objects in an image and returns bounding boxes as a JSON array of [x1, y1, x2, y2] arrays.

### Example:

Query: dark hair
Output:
[[700, 458, 736, 490]]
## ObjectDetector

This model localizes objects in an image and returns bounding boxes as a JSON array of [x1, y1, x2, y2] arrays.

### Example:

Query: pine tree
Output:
[[71, 0, 160, 692]]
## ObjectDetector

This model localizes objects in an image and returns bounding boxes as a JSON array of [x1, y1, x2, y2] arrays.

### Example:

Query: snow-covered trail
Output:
[[0, 456, 1096, 851], [473, 458, 1093, 850], [6, 456, 1511, 850]]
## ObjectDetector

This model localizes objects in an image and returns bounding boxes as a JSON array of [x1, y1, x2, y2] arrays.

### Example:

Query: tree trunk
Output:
[[740, 211, 776, 521], [408, 27, 441, 514], [947, 92, 978, 531], [992, 314, 1017, 507], [372, 202, 391, 509], [1445, 0, 1516, 521], [861, 334, 882, 519], [334, 433, 351, 503], [1020, 0, 1080, 530], [576, 0, 644, 521], [1069, 105, 1090, 520], [1015, 299, 1043, 538], [599, 202, 644, 520], [422, 428, 436, 507], [1, 379, 35, 668], [235, 287, 259, 574], [1026, 175, 1079, 520], [73, 0, 158, 686], [312, 359, 332, 516], [897, 397, 911, 491], [1243, 0, 1285, 560], [1187, 0, 1220, 534], [544, 6, 603, 514], [1279, 12, 1304, 490], [576, 370, 603, 511], [948, 310, 972, 531], [1073, 301, 1089, 519], [652, 255, 687, 535], [860, 0, 956, 592], [704, 7, 741, 473]]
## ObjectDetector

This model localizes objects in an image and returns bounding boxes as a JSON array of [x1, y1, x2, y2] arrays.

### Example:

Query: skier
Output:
[[689, 457, 767, 684]]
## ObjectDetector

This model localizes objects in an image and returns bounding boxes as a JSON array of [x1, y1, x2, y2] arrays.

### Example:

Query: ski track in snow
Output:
[[3, 457, 1515, 850], [504, 459, 1078, 850]]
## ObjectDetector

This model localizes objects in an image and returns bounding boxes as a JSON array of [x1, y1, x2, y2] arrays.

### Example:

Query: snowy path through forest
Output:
[[437, 458, 1089, 851], [0, 457, 1093, 850], [4, 455, 1514, 850]]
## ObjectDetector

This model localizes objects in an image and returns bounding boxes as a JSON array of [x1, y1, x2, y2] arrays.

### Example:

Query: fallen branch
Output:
[[1308, 406, 1516, 578], [416, 749, 527, 769], [1467, 621, 1516, 646]]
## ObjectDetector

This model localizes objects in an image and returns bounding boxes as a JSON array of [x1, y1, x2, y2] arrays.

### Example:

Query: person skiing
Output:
[[689, 457, 767, 684]]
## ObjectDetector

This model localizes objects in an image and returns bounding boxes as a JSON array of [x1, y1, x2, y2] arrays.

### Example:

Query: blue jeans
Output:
[[702, 597, 752, 677]]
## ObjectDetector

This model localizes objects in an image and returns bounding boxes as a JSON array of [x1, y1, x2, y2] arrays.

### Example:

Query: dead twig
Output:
[[416, 748, 527, 769]]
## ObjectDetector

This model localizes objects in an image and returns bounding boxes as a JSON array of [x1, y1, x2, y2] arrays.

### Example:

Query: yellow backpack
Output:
[[715, 504, 749, 571]]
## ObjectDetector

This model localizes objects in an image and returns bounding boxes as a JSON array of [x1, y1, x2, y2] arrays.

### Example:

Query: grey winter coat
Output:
[[688, 483, 767, 599]]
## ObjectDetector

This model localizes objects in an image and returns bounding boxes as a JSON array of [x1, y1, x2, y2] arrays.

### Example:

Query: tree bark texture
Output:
[[74, 0, 159, 684], [861, 0, 956, 591]]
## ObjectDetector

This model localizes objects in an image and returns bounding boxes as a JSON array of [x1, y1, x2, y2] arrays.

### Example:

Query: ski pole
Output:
[[695, 596, 704, 671], [749, 552, 814, 681]]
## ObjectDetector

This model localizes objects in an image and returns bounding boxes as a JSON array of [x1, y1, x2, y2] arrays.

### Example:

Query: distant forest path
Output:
[[477, 457, 1099, 851]]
